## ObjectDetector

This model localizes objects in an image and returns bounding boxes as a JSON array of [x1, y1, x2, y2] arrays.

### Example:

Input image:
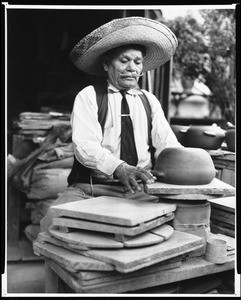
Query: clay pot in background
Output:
[[185, 124, 226, 150], [152, 147, 216, 185], [170, 125, 189, 146], [225, 125, 235, 152]]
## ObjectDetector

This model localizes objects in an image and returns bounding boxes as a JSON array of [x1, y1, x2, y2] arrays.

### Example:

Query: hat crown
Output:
[[70, 16, 178, 76]]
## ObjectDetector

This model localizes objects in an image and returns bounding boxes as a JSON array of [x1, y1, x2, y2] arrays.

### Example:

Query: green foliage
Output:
[[165, 9, 236, 124]]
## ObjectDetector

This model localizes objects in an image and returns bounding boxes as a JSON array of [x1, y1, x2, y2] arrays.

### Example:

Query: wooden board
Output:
[[40, 232, 181, 283], [33, 241, 115, 272], [37, 231, 90, 251], [46, 257, 181, 288], [211, 208, 235, 226], [52, 213, 174, 236], [63, 257, 181, 287], [122, 232, 164, 248], [150, 224, 174, 240], [48, 223, 174, 249], [145, 178, 235, 196], [50, 196, 176, 226], [160, 194, 220, 201], [45, 251, 234, 294], [209, 196, 235, 213], [81, 231, 203, 273], [49, 226, 124, 249], [210, 223, 235, 238]]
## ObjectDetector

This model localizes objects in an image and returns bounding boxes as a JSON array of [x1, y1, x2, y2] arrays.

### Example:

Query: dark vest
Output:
[[67, 84, 155, 185]]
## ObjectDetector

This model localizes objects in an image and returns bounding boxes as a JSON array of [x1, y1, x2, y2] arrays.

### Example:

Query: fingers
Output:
[[124, 172, 151, 194], [122, 176, 137, 194], [129, 177, 142, 192], [120, 174, 142, 194], [135, 168, 155, 184], [113, 163, 155, 194]]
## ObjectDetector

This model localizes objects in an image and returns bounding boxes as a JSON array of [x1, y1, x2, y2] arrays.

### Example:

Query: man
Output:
[[41, 16, 182, 231]]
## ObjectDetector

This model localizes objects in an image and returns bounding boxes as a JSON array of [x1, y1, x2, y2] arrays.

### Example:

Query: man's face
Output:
[[103, 47, 144, 90]]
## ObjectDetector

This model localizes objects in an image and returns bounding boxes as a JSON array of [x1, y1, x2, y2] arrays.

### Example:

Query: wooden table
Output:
[[44, 253, 235, 294], [43, 232, 235, 294]]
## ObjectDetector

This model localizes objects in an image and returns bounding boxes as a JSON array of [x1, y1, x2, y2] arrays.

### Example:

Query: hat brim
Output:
[[70, 17, 178, 76]]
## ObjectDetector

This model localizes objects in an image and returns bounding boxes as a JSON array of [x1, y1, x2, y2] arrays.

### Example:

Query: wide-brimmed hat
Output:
[[70, 16, 178, 76]]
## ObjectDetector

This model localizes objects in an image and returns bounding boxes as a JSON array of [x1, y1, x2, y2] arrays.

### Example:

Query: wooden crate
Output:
[[210, 151, 235, 187]]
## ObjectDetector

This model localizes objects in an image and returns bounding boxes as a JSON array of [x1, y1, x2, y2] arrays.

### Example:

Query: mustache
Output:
[[121, 72, 144, 77]]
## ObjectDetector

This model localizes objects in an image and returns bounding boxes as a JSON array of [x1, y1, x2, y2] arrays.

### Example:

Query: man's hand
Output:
[[114, 163, 155, 194]]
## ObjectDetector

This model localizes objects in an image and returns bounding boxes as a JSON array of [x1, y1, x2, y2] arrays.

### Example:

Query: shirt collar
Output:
[[107, 80, 142, 96]]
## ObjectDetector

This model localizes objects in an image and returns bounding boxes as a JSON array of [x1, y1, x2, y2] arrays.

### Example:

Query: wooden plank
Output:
[[50, 196, 176, 226], [82, 231, 203, 273], [40, 230, 181, 283], [49, 226, 124, 249], [211, 224, 235, 238], [209, 196, 235, 213], [75, 256, 182, 282], [122, 232, 164, 248], [160, 194, 219, 200], [46, 253, 234, 294], [78, 260, 182, 287], [7, 240, 21, 261], [150, 224, 174, 240], [211, 209, 235, 226], [37, 231, 90, 253], [49, 223, 174, 249], [33, 241, 115, 272], [52, 213, 174, 236], [145, 178, 235, 196]]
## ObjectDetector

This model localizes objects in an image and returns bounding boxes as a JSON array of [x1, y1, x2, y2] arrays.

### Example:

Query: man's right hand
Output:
[[113, 163, 155, 194]]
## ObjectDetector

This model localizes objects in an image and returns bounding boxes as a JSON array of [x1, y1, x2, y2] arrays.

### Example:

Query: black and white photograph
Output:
[[2, 3, 240, 297]]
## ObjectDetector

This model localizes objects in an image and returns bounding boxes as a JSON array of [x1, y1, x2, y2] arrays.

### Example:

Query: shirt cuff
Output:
[[99, 157, 125, 176]]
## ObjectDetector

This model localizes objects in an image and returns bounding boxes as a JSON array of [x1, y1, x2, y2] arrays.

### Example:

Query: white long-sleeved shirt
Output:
[[71, 81, 182, 177]]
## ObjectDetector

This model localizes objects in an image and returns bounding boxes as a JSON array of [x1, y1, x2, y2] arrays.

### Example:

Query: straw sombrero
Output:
[[70, 16, 178, 76]]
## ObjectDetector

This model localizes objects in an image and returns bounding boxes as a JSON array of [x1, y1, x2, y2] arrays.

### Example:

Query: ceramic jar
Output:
[[152, 147, 216, 185], [225, 126, 235, 152], [185, 124, 226, 150], [170, 125, 189, 146], [205, 238, 227, 264]]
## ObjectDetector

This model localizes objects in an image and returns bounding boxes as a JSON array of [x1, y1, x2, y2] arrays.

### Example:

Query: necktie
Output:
[[120, 91, 138, 166]]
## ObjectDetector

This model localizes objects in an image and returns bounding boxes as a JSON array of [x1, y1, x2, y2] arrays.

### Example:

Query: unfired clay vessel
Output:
[[152, 147, 216, 185]]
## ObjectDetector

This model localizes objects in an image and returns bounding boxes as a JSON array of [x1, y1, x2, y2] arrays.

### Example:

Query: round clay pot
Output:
[[171, 125, 189, 146], [225, 126, 235, 152], [152, 147, 216, 185], [185, 124, 226, 150]]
